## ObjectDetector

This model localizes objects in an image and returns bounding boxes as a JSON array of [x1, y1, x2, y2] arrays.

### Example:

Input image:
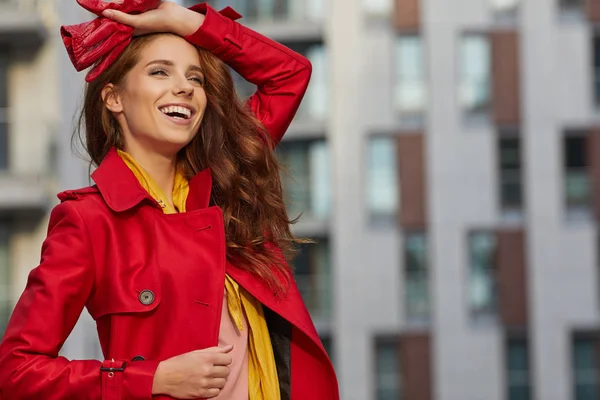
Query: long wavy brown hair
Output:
[[75, 33, 304, 293]]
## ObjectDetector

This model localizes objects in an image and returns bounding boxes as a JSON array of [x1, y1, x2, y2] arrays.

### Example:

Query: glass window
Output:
[[499, 136, 522, 211], [593, 36, 600, 109], [364, 0, 392, 15], [0, 52, 7, 170], [559, 0, 584, 15], [564, 134, 590, 210], [468, 231, 497, 317], [395, 35, 426, 118], [277, 139, 330, 220], [320, 334, 334, 364], [375, 339, 402, 400], [506, 337, 532, 400], [0, 223, 10, 336], [573, 336, 600, 400], [367, 137, 398, 222], [204, 0, 323, 22], [296, 45, 328, 121], [459, 34, 491, 117], [404, 232, 429, 321], [490, 0, 519, 17], [293, 239, 331, 320]]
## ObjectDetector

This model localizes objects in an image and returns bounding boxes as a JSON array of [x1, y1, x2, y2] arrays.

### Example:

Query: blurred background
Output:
[[1, 0, 600, 399]]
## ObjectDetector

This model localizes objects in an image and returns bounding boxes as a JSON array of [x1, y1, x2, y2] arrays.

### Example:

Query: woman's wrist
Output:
[[175, 7, 206, 37], [152, 361, 168, 395]]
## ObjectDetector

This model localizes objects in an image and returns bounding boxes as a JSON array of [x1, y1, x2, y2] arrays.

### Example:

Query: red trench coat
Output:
[[0, 3, 339, 400]]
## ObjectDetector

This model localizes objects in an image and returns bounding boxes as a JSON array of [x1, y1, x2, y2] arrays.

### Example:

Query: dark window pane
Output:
[[0, 223, 10, 337], [564, 135, 590, 208], [404, 232, 429, 320], [0, 53, 7, 108], [375, 340, 401, 400], [292, 239, 331, 319], [468, 232, 497, 316], [595, 36, 600, 104], [277, 139, 330, 219], [573, 336, 600, 400], [565, 136, 588, 168], [506, 337, 531, 400], [499, 137, 522, 209]]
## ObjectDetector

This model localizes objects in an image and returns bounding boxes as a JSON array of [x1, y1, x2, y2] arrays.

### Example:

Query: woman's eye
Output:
[[190, 76, 204, 85], [149, 69, 167, 76]]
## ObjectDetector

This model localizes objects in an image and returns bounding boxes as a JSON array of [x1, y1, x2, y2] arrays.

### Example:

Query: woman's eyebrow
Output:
[[145, 59, 203, 74]]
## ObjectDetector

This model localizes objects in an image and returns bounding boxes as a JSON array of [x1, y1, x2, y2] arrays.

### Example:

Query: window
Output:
[[490, 0, 519, 18], [506, 336, 532, 400], [499, 135, 522, 212], [559, 0, 584, 17], [293, 238, 331, 320], [320, 334, 334, 364], [404, 231, 429, 321], [459, 34, 491, 119], [364, 0, 392, 15], [573, 334, 600, 400], [593, 35, 600, 108], [0, 52, 8, 170], [296, 45, 328, 121], [564, 133, 590, 214], [0, 223, 10, 336], [468, 231, 497, 318], [367, 137, 398, 223], [375, 338, 402, 400], [230, 44, 328, 121], [395, 35, 426, 119], [277, 139, 330, 220], [203, 0, 324, 22]]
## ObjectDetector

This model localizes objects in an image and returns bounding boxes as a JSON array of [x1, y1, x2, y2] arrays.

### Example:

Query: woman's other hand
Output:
[[101, 1, 205, 37], [152, 344, 234, 399]]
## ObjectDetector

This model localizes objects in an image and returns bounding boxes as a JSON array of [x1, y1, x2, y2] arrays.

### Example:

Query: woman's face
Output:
[[103, 34, 207, 157]]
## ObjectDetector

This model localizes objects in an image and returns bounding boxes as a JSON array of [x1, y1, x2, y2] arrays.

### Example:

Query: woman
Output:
[[0, 1, 338, 399]]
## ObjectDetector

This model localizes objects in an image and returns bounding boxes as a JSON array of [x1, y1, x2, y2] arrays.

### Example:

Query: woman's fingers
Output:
[[101, 9, 138, 27], [208, 378, 227, 389], [210, 365, 231, 378]]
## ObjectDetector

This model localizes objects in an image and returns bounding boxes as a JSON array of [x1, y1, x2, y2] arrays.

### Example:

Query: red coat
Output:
[[0, 4, 339, 400]]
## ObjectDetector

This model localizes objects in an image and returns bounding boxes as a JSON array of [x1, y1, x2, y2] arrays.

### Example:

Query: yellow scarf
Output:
[[117, 150, 280, 400]]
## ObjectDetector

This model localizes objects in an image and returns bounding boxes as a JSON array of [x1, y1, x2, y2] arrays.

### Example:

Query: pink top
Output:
[[215, 291, 249, 400]]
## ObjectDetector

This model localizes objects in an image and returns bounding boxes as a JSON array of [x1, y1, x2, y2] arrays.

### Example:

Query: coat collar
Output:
[[91, 147, 213, 212]]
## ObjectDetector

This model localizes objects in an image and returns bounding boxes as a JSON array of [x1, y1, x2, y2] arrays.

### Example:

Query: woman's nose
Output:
[[173, 77, 194, 97]]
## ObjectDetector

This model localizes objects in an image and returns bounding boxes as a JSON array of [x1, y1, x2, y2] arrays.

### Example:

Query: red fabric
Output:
[[60, 1, 241, 82], [60, 0, 161, 82], [0, 3, 337, 399]]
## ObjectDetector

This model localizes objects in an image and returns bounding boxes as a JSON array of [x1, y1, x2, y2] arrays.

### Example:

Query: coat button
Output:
[[132, 355, 145, 362], [139, 290, 155, 305]]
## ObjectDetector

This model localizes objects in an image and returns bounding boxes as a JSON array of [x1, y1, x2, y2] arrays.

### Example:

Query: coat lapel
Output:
[[225, 261, 324, 353]]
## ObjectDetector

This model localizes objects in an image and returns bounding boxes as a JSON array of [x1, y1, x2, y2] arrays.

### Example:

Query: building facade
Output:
[[4, 0, 600, 399]]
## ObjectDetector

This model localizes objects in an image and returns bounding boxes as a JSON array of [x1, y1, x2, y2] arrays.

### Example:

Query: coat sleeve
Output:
[[0, 201, 159, 400], [185, 2, 312, 144]]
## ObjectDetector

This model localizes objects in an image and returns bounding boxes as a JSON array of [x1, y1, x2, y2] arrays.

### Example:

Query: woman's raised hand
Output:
[[101, 1, 205, 37], [152, 344, 234, 399]]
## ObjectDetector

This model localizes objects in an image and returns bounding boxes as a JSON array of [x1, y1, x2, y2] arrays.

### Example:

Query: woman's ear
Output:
[[101, 83, 123, 113]]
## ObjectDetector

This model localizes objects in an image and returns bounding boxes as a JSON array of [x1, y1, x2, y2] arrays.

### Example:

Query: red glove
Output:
[[60, 0, 161, 82]]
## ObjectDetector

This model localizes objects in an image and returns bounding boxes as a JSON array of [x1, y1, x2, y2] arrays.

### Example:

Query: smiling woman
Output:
[[0, 1, 338, 400]]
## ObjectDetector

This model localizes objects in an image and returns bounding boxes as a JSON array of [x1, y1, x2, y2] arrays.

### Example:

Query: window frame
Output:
[[466, 230, 498, 321], [458, 32, 492, 124], [403, 230, 430, 323], [373, 335, 403, 400], [394, 33, 427, 123]]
